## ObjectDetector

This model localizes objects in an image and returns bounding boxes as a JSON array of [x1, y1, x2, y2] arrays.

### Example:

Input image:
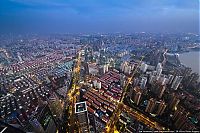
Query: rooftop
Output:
[[75, 101, 87, 113]]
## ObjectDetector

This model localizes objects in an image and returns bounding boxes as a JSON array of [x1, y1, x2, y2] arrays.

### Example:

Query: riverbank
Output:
[[178, 48, 200, 54], [178, 50, 200, 76]]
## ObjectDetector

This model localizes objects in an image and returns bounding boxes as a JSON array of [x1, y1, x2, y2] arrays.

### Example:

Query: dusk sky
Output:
[[0, 0, 199, 34]]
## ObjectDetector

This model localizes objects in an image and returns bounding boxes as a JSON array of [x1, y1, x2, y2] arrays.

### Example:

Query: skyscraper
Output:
[[120, 62, 125, 72], [140, 77, 147, 89], [172, 106, 189, 130], [185, 73, 199, 87], [120, 74, 126, 87], [84, 62, 89, 75], [17, 52, 23, 62], [99, 48, 107, 65], [0, 121, 25, 133], [168, 74, 174, 85], [171, 76, 183, 90], [145, 98, 155, 113], [145, 98, 166, 116], [140, 62, 148, 73], [131, 86, 142, 105], [158, 76, 167, 85], [156, 63, 162, 78], [169, 93, 180, 111], [124, 65, 132, 74], [75, 101, 90, 133], [157, 85, 166, 99], [150, 83, 166, 99], [149, 74, 156, 84]]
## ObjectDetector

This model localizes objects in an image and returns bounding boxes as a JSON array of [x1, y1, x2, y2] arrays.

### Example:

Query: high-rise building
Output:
[[182, 119, 197, 131], [167, 74, 174, 85], [145, 98, 155, 113], [140, 77, 147, 89], [75, 101, 90, 133], [168, 93, 180, 111], [99, 65, 108, 75], [182, 67, 192, 80], [185, 73, 199, 87], [124, 65, 132, 74], [93, 80, 97, 88], [149, 100, 167, 116], [140, 62, 148, 73], [149, 75, 156, 84], [29, 118, 45, 133], [145, 98, 166, 116], [158, 76, 167, 85], [85, 47, 93, 63], [84, 62, 89, 75], [171, 76, 183, 90], [99, 65, 104, 75], [0, 121, 25, 133], [17, 52, 23, 62], [96, 82, 101, 89], [99, 48, 107, 65], [150, 83, 166, 99], [109, 58, 115, 68], [28, 104, 57, 133], [131, 86, 142, 105], [172, 107, 189, 130], [120, 62, 133, 74], [156, 63, 162, 78], [104, 65, 109, 72], [148, 71, 158, 84], [157, 85, 166, 99], [133, 77, 140, 87], [120, 74, 126, 87], [120, 62, 126, 72]]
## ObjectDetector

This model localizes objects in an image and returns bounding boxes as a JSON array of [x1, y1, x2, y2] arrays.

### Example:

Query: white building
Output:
[[140, 77, 147, 89], [168, 74, 174, 85], [171, 76, 183, 90], [93, 80, 97, 87], [140, 62, 148, 73], [120, 62, 127, 72], [96, 82, 101, 89], [103, 65, 109, 73], [124, 65, 131, 74], [159, 77, 167, 85], [156, 63, 162, 78], [120, 74, 126, 87]]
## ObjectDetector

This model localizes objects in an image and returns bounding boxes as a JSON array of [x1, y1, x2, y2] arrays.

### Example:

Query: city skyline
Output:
[[0, 1, 199, 133], [0, 32, 199, 133], [0, 0, 199, 34]]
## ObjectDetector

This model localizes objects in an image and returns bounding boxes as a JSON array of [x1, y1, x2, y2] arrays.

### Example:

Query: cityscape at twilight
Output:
[[0, 0, 199, 133]]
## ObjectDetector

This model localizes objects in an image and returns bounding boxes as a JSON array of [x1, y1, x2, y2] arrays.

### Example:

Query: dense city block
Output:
[[0, 33, 199, 132]]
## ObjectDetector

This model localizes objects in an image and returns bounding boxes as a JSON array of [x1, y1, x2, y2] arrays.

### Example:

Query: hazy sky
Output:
[[0, 0, 199, 34]]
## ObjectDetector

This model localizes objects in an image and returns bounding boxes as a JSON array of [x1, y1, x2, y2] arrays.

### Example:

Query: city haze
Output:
[[0, 0, 199, 34]]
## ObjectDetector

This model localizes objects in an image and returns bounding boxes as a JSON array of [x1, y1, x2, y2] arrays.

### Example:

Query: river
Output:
[[179, 51, 200, 75]]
